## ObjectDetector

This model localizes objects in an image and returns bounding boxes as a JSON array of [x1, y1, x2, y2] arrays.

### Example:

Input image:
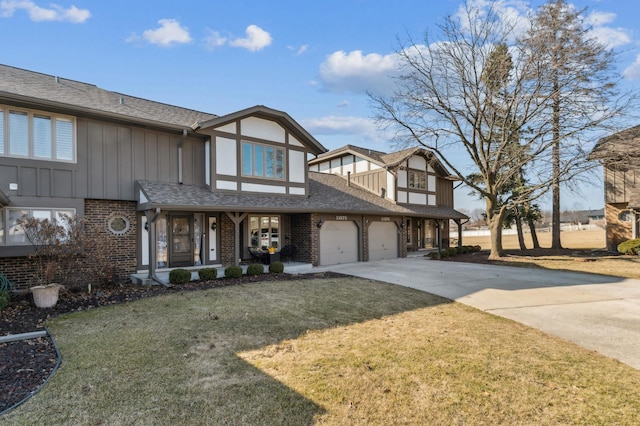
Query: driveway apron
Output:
[[324, 257, 640, 370]]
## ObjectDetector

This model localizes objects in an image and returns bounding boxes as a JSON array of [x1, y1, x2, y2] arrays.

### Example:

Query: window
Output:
[[0, 106, 76, 162], [408, 170, 426, 189], [619, 210, 635, 222], [107, 213, 131, 235], [248, 215, 280, 250], [2, 207, 75, 245], [242, 141, 284, 179]]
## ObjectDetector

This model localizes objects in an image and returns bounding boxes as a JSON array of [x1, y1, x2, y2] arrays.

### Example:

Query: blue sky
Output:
[[1, 0, 639, 212]]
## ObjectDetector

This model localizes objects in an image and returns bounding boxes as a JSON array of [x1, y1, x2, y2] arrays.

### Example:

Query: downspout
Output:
[[146, 208, 168, 286]]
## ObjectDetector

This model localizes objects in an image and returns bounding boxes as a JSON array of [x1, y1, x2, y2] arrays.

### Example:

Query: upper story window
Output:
[[0, 106, 76, 162], [0, 207, 76, 246], [242, 141, 285, 179], [408, 170, 426, 189]]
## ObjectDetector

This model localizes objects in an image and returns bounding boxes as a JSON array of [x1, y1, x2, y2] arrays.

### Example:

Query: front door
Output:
[[169, 215, 193, 267]]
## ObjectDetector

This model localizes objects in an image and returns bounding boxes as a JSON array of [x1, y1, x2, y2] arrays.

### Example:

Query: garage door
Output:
[[369, 222, 398, 261], [319, 221, 358, 266]]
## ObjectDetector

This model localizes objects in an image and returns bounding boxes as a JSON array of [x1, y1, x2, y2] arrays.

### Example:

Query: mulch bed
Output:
[[0, 271, 345, 415]]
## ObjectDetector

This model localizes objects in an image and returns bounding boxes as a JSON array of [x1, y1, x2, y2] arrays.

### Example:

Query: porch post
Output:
[[456, 219, 463, 247], [145, 208, 161, 282], [225, 212, 248, 266]]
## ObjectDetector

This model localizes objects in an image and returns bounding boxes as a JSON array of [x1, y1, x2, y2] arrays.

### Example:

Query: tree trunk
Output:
[[514, 207, 526, 250], [527, 216, 540, 249], [486, 198, 504, 259], [551, 74, 563, 249]]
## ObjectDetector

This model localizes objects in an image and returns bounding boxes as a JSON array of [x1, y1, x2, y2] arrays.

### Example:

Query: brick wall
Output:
[[291, 213, 313, 264], [1, 199, 137, 291]]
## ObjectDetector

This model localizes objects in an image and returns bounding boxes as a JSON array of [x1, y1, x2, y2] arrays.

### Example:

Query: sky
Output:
[[1, 0, 639, 212]]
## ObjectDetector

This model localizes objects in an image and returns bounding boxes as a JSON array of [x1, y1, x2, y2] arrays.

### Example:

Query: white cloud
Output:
[[586, 11, 630, 49], [623, 55, 640, 80], [229, 24, 272, 51], [318, 50, 400, 95], [204, 29, 227, 50], [0, 0, 90, 23], [129, 19, 192, 47], [301, 115, 377, 136], [288, 44, 308, 55]]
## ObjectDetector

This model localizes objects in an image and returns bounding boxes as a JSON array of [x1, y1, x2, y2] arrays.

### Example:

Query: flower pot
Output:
[[31, 284, 62, 308]]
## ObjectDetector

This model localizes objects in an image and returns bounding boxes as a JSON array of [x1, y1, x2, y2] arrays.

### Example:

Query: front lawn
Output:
[[4, 277, 640, 425]]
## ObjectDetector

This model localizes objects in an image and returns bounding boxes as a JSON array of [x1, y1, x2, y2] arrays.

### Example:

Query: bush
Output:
[[269, 261, 284, 273], [246, 264, 264, 276], [0, 290, 9, 311], [169, 269, 191, 284], [618, 239, 640, 255], [473, 245, 482, 252], [439, 250, 449, 259], [198, 268, 217, 281], [428, 251, 441, 260], [446, 247, 458, 257], [224, 265, 243, 279]]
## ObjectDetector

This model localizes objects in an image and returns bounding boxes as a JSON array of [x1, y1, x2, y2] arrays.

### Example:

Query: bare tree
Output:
[[371, 3, 558, 258], [522, 0, 632, 249]]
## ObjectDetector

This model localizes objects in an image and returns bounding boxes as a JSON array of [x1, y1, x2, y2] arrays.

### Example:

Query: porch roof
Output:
[[136, 172, 467, 220]]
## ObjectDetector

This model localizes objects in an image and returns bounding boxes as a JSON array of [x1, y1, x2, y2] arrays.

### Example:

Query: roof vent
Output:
[[119, 97, 125, 105], [55, 76, 60, 83]]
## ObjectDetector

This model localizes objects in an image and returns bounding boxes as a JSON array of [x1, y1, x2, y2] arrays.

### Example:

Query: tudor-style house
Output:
[[0, 64, 467, 289], [308, 145, 467, 251], [591, 125, 640, 250]]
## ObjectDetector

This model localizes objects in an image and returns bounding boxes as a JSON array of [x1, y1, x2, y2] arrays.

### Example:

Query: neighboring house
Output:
[[0, 64, 467, 290], [591, 126, 640, 250], [308, 145, 467, 251]]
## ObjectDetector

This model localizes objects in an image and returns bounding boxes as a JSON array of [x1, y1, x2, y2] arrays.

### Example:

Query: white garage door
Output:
[[319, 221, 358, 266], [369, 222, 398, 261]]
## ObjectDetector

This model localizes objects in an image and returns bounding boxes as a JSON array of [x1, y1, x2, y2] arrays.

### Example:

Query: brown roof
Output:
[[137, 172, 467, 220], [0, 64, 217, 130]]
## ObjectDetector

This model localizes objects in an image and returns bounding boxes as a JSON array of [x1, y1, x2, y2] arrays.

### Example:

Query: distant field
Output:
[[462, 228, 606, 250]]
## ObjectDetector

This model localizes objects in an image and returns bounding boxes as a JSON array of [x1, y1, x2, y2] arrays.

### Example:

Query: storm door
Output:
[[169, 215, 193, 267]]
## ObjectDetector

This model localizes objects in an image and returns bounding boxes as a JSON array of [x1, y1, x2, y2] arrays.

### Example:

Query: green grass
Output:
[[4, 278, 640, 425]]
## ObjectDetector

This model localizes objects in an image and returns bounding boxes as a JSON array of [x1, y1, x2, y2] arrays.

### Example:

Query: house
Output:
[[0, 64, 467, 290], [591, 126, 640, 250], [308, 145, 467, 251]]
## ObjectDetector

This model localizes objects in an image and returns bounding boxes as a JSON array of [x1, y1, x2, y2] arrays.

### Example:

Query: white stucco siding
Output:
[[289, 134, 304, 147], [355, 156, 368, 173], [397, 170, 407, 188], [408, 155, 426, 170], [214, 122, 237, 134], [386, 171, 395, 201], [319, 161, 330, 172], [309, 164, 319, 172], [342, 156, 354, 175], [427, 164, 435, 173], [331, 158, 341, 174], [409, 192, 427, 205], [289, 150, 306, 183], [241, 117, 285, 143], [397, 190, 407, 203], [289, 187, 305, 195], [216, 137, 237, 176], [428, 175, 436, 192], [216, 180, 238, 191], [428, 194, 436, 205], [241, 183, 287, 194]]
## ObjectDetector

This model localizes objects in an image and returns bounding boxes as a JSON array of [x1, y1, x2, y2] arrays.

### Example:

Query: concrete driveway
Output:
[[321, 256, 640, 370]]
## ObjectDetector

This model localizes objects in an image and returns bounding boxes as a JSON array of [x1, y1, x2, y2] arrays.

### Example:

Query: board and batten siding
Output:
[[1, 118, 203, 202]]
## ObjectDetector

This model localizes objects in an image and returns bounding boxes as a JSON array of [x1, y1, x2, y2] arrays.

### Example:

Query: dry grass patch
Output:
[[464, 229, 640, 279], [4, 277, 640, 425]]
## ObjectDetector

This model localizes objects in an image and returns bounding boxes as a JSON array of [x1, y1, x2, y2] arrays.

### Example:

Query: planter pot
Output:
[[31, 284, 62, 308]]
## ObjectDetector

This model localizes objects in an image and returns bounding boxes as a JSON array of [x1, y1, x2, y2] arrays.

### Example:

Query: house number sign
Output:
[[335, 215, 348, 221], [381, 217, 390, 221]]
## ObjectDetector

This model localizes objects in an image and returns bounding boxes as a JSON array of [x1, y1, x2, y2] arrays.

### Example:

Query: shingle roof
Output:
[[137, 172, 467, 220], [0, 64, 217, 129]]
